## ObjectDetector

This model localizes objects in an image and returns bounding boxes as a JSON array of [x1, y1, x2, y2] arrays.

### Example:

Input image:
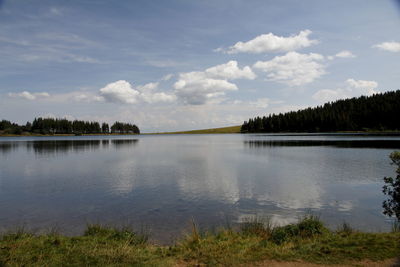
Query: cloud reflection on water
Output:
[[0, 135, 396, 240]]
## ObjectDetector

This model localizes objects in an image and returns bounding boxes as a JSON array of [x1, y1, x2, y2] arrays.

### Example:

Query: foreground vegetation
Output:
[[242, 90, 400, 133], [383, 151, 400, 221], [1, 216, 399, 266]]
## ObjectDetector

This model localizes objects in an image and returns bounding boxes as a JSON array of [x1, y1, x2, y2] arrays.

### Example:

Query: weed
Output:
[[391, 220, 400, 232], [240, 216, 273, 239], [337, 221, 355, 236], [84, 224, 148, 245]]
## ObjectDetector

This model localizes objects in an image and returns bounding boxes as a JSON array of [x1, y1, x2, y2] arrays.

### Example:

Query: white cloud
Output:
[[373, 42, 400, 52], [345, 78, 378, 90], [8, 91, 50, 100], [137, 82, 159, 92], [32, 92, 50, 98], [9, 91, 35, 100], [220, 30, 318, 54], [253, 51, 325, 86], [312, 89, 345, 103], [312, 78, 378, 103], [174, 72, 237, 105], [138, 82, 176, 103], [161, 74, 174, 81], [327, 50, 356, 60], [174, 61, 254, 105], [335, 50, 356, 58], [100, 80, 176, 105], [100, 80, 140, 104], [8, 90, 103, 104], [142, 92, 177, 104], [72, 92, 104, 103], [205, 60, 256, 80]]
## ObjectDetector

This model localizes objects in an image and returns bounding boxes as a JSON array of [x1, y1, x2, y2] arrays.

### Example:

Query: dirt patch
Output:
[[247, 258, 400, 267]]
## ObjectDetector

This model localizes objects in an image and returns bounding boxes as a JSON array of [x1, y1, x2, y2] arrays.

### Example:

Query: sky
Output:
[[0, 0, 399, 132]]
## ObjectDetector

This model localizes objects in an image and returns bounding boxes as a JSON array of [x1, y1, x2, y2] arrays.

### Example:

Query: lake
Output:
[[0, 134, 399, 243]]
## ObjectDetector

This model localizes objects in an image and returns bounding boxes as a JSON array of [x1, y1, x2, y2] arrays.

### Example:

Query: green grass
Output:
[[1, 217, 399, 266], [153, 125, 241, 134]]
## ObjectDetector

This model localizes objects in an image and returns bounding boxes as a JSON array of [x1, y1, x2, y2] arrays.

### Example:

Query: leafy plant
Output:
[[382, 151, 400, 221]]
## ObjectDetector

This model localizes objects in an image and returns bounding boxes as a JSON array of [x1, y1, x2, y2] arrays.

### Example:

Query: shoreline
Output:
[[0, 133, 140, 137], [2, 129, 400, 137]]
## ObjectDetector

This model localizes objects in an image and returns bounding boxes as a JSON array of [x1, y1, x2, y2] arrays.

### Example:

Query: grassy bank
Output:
[[1, 216, 399, 266], [154, 125, 241, 134]]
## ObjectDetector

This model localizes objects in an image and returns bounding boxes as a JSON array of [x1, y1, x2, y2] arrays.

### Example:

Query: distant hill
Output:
[[241, 90, 400, 133], [156, 125, 241, 134]]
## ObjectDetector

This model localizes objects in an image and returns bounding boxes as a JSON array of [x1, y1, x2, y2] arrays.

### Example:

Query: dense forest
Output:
[[241, 90, 400, 133], [0, 117, 140, 135]]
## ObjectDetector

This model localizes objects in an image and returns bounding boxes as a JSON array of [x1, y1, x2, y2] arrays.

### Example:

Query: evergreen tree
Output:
[[1, 118, 140, 135], [242, 90, 400, 133]]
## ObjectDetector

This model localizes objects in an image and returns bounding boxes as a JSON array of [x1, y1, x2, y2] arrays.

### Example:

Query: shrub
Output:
[[271, 215, 327, 244], [382, 151, 400, 221], [240, 217, 272, 239]]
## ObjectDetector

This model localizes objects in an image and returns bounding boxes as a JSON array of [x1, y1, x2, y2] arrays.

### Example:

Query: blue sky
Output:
[[0, 0, 399, 132]]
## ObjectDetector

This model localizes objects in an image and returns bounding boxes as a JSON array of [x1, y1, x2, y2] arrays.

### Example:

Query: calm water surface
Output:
[[0, 134, 398, 242]]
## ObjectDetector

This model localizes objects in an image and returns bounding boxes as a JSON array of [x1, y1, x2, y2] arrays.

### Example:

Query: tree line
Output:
[[0, 118, 140, 135], [241, 90, 400, 133]]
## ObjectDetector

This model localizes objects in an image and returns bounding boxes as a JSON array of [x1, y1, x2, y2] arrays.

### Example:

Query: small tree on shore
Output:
[[382, 151, 400, 221]]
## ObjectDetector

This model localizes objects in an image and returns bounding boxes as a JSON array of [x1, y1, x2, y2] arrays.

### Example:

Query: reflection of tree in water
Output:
[[244, 140, 400, 149], [111, 139, 138, 148], [0, 142, 19, 155], [383, 151, 400, 222], [28, 140, 102, 155], [0, 139, 138, 156]]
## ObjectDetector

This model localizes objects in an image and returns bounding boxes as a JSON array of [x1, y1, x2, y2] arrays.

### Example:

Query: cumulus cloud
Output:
[[219, 30, 318, 54], [8, 91, 50, 100], [205, 60, 256, 80], [373, 42, 400, 52], [253, 52, 325, 86], [345, 78, 378, 90], [312, 78, 378, 103], [327, 50, 356, 60], [100, 80, 140, 104], [137, 82, 177, 103], [142, 92, 176, 104], [174, 72, 237, 105], [100, 80, 175, 105], [312, 89, 344, 103], [137, 82, 159, 92], [174, 61, 255, 105], [335, 50, 356, 58]]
